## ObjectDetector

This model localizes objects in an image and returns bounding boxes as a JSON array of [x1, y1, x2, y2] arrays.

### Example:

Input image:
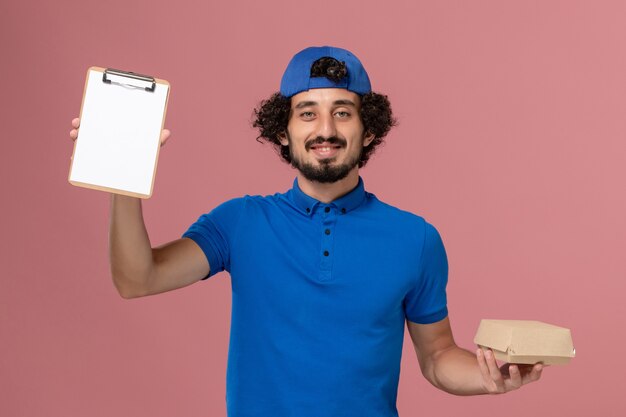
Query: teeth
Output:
[[311, 146, 338, 153]]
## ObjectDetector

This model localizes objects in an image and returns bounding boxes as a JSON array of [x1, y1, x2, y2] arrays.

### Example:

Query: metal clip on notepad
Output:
[[102, 68, 156, 92]]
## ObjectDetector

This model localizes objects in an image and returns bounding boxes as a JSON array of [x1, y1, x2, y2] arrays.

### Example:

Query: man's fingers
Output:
[[477, 348, 505, 394], [477, 349, 544, 394], [476, 349, 491, 380], [508, 365, 522, 389], [70, 118, 80, 141], [160, 129, 171, 146], [522, 363, 543, 384], [483, 349, 504, 388]]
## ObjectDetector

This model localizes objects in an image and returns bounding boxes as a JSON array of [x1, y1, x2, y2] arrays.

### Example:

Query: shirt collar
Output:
[[288, 177, 367, 217]]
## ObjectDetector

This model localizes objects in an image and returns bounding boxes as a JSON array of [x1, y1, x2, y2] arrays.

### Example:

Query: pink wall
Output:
[[2, 0, 624, 416]]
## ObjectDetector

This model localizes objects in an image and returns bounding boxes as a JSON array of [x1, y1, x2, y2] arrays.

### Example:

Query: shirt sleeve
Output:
[[403, 221, 449, 324], [182, 197, 246, 280]]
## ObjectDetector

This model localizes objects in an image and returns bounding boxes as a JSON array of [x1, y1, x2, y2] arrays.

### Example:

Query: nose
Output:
[[315, 113, 337, 139]]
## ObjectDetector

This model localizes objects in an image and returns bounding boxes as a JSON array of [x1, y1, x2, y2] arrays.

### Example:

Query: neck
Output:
[[296, 168, 360, 203]]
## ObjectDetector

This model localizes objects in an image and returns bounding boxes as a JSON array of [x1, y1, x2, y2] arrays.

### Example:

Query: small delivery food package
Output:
[[473, 319, 575, 365]]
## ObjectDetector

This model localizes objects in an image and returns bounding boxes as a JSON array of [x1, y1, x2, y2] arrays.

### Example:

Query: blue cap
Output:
[[280, 46, 371, 97]]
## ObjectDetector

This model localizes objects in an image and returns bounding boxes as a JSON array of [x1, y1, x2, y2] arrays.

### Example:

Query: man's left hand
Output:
[[477, 348, 544, 394]]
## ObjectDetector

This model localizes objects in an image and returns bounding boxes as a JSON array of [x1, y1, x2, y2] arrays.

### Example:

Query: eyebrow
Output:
[[294, 99, 358, 109]]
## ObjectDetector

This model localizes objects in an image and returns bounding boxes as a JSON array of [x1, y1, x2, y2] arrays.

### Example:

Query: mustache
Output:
[[305, 137, 347, 151]]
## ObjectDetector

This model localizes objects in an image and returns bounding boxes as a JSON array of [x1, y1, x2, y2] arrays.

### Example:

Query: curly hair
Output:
[[310, 57, 348, 81], [253, 91, 396, 168]]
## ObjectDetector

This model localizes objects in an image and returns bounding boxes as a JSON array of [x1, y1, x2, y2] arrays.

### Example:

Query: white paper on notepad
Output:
[[69, 68, 169, 197]]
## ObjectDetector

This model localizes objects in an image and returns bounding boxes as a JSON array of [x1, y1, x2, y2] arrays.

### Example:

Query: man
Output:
[[70, 46, 543, 417]]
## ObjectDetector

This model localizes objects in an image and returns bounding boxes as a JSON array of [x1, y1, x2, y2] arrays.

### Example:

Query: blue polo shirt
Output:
[[183, 178, 448, 417]]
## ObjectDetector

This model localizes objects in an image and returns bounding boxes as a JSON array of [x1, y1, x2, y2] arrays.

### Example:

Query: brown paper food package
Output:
[[474, 319, 575, 365]]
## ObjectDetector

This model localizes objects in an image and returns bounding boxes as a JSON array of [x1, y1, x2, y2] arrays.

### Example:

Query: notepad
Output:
[[68, 67, 170, 198]]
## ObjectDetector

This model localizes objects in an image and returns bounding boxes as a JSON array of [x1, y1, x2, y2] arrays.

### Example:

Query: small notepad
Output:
[[69, 67, 170, 198]]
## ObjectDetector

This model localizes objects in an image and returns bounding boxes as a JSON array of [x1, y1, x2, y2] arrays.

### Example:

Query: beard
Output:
[[286, 134, 362, 183]]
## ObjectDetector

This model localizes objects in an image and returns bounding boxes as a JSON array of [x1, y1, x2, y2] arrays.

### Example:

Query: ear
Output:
[[277, 131, 289, 146], [363, 131, 375, 147]]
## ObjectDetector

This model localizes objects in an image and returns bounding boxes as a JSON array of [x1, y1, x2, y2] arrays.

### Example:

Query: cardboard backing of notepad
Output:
[[474, 320, 575, 365]]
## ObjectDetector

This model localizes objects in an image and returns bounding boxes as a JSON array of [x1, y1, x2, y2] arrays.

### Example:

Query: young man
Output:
[[70, 46, 543, 417]]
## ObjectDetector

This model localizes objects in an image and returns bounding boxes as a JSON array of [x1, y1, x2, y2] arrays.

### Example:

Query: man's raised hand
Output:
[[69, 117, 171, 146]]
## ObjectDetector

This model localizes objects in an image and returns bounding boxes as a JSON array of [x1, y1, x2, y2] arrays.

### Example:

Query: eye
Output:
[[334, 111, 351, 118], [300, 111, 315, 120]]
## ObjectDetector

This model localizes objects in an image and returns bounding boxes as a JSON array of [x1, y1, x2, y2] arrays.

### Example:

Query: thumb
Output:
[[160, 129, 171, 147]]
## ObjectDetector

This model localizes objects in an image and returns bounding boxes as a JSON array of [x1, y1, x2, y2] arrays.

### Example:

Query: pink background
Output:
[[2, 1, 624, 416]]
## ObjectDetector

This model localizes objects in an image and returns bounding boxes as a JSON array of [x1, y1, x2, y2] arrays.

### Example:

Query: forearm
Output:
[[409, 319, 542, 397], [109, 194, 154, 297], [426, 346, 487, 396]]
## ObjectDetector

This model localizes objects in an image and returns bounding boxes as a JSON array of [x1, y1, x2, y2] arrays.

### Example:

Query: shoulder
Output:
[[237, 192, 287, 210], [209, 191, 288, 216], [211, 191, 281, 208], [363, 193, 443, 242], [195, 186, 292, 217], [364, 193, 427, 227]]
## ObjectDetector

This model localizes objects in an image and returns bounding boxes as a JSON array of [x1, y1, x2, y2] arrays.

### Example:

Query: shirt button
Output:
[[306, 208, 310, 213], [323, 250, 329, 256], [325, 229, 331, 235], [324, 207, 330, 213], [341, 208, 346, 214]]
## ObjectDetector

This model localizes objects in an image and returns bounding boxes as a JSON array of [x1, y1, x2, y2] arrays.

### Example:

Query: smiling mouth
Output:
[[310, 144, 342, 151], [309, 142, 342, 159]]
